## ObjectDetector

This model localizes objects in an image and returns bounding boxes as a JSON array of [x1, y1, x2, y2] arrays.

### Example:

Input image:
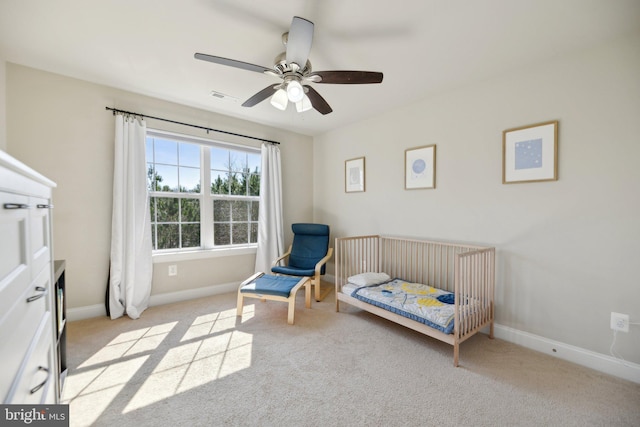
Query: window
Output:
[[146, 131, 260, 251]]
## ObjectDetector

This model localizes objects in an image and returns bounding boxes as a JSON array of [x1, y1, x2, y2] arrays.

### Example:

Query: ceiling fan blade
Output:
[[308, 70, 383, 84], [194, 53, 272, 74], [304, 86, 332, 115], [241, 85, 279, 107], [286, 16, 314, 68]]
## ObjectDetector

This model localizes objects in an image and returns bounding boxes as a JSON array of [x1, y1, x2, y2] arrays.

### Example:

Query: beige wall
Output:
[[6, 64, 313, 311], [313, 33, 640, 363]]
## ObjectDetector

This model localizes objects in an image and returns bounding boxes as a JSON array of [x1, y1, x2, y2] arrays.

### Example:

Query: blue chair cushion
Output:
[[240, 274, 302, 298], [286, 223, 330, 274], [291, 223, 329, 236]]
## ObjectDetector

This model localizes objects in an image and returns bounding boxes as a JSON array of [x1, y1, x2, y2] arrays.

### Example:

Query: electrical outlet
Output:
[[168, 265, 178, 276], [610, 312, 629, 332]]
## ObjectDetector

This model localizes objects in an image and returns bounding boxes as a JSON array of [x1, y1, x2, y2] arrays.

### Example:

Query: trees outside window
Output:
[[146, 132, 260, 251]]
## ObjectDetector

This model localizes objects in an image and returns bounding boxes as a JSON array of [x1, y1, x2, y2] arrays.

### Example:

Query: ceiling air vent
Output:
[[210, 90, 239, 102]]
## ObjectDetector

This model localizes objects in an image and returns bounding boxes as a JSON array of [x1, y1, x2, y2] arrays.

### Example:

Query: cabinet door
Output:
[[30, 196, 52, 279]]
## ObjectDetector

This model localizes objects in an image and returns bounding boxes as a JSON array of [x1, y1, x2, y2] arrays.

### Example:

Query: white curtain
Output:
[[109, 114, 153, 319], [254, 143, 284, 273]]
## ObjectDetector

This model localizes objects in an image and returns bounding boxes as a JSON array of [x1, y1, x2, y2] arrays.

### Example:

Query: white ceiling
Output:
[[1, 0, 639, 136]]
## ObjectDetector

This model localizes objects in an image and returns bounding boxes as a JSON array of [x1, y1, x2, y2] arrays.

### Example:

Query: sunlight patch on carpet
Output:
[[182, 307, 252, 341], [78, 322, 177, 369], [62, 355, 150, 425], [123, 330, 253, 413], [66, 382, 125, 426]]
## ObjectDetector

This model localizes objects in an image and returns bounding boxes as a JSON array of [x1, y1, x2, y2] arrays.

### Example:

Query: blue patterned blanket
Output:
[[351, 278, 456, 334]]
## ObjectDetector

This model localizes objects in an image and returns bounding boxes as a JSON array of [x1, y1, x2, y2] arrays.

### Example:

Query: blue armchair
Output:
[[271, 223, 333, 302]]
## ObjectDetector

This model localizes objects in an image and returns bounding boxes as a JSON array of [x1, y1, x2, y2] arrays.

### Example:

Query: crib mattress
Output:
[[349, 279, 456, 334]]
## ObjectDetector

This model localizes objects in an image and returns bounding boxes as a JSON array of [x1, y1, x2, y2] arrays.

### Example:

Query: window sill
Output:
[[152, 245, 257, 263]]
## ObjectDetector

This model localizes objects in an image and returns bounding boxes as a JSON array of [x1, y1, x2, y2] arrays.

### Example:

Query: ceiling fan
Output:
[[195, 16, 383, 115]]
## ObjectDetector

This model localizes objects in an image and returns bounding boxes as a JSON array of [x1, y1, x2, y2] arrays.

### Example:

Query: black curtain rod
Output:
[[105, 107, 280, 145]]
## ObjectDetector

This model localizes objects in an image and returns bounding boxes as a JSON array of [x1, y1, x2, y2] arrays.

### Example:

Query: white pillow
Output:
[[347, 272, 391, 286]]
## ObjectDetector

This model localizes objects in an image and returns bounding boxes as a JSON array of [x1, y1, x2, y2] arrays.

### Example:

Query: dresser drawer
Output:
[[4, 316, 54, 404], [0, 267, 50, 400], [29, 196, 53, 279], [0, 192, 31, 316]]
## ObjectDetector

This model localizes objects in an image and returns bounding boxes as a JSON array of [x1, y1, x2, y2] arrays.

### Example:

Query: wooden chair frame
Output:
[[273, 246, 334, 302], [237, 272, 311, 325]]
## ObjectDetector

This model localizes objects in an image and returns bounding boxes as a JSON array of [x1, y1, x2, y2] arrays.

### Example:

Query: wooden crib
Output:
[[335, 235, 496, 366]]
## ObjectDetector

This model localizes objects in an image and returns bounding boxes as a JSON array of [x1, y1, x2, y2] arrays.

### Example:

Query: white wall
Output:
[[6, 64, 314, 312], [314, 33, 640, 364], [0, 59, 6, 151]]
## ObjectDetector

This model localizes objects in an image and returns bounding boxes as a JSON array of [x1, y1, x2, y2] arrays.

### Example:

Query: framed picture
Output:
[[345, 157, 365, 193], [405, 145, 436, 190], [503, 120, 558, 184]]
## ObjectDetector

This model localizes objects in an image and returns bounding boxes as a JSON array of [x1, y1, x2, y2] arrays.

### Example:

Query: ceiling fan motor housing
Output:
[[273, 52, 311, 75]]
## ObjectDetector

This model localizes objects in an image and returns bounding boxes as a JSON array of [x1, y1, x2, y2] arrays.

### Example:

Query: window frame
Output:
[[146, 129, 261, 257]]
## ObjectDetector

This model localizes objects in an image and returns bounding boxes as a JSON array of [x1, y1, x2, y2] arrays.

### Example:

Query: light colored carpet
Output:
[[62, 287, 640, 427]]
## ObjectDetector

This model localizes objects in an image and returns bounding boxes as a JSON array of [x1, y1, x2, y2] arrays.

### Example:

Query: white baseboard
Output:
[[66, 303, 107, 321], [66, 281, 239, 322], [148, 281, 238, 307], [493, 324, 640, 384]]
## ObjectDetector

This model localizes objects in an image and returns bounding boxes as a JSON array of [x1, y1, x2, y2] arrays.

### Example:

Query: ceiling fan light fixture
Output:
[[286, 80, 304, 103], [270, 88, 289, 110], [296, 94, 312, 112]]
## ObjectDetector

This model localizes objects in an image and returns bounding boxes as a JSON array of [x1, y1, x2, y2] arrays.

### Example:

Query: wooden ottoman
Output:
[[237, 272, 311, 325]]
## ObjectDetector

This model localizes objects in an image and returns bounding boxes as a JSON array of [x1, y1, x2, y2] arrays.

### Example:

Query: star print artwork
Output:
[[515, 138, 542, 170], [502, 120, 557, 183]]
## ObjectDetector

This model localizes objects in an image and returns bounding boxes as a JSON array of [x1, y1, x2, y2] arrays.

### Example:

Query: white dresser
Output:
[[0, 150, 57, 404]]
